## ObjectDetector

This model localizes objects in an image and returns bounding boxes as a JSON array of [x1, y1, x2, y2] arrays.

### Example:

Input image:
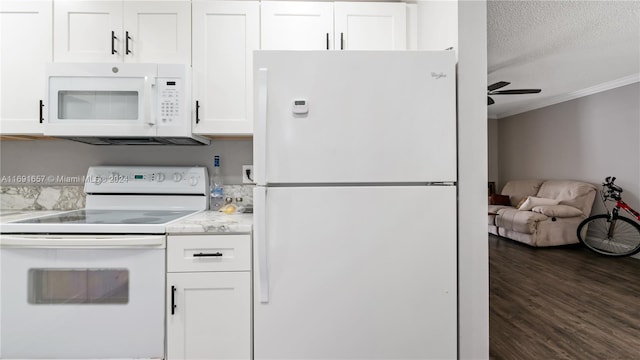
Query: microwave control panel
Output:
[[158, 78, 182, 125]]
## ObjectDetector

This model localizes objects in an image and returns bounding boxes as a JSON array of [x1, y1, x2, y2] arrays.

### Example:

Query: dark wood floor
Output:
[[489, 234, 640, 360]]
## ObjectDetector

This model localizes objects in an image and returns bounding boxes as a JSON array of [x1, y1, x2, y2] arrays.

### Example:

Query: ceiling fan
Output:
[[488, 81, 541, 105]]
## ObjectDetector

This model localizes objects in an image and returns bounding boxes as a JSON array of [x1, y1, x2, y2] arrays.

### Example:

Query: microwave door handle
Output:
[[145, 76, 156, 127]]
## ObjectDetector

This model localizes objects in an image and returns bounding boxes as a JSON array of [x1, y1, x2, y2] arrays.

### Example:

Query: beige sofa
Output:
[[488, 179, 597, 247]]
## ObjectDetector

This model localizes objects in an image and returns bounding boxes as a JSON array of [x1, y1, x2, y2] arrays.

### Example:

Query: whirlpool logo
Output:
[[431, 72, 447, 79]]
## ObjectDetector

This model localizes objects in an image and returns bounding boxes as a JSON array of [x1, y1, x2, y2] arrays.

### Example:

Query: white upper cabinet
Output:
[[192, 0, 259, 135], [122, 1, 191, 63], [0, 0, 52, 135], [334, 2, 406, 50], [54, 0, 191, 63], [260, 1, 334, 50], [261, 1, 406, 51]]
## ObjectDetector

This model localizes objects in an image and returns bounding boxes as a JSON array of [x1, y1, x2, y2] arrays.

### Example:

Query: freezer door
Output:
[[253, 185, 457, 359], [254, 51, 456, 185]]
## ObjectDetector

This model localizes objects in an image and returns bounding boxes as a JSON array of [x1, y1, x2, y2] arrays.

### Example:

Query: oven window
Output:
[[58, 91, 139, 120], [28, 269, 129, 304]]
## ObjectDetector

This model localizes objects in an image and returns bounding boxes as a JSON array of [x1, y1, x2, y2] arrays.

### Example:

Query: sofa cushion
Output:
[[488, 204, 512, 213], [495, 208, 548, 234], [501, 180, 545, 207], [518, 196, 560, 211], [532, 204, 583, 218], [536, 180, 597, 216]]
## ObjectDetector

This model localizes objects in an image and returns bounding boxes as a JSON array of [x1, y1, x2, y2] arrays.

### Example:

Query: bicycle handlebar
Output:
[[603, 176, 623, 196]]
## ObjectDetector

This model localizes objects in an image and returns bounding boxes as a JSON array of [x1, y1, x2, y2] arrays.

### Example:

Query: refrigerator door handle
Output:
[[255, 68, 268, 186], [254, 186, 270, 303]]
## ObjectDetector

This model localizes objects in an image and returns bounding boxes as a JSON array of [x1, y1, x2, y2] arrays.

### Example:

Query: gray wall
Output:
[[495, 82, 640, 215], [0, 139, 252, 185]]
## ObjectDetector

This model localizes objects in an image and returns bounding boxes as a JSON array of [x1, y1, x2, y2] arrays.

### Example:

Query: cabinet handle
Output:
[[125, 31, 132, 55], [193, 252, 223, 257], [171, 285, 176, 315], [111, 31, 118, 54], [195, 101, 200, 124], [340, 32, 344, 50], [39, 100, 44, 123], [326, 33, 329, 50]]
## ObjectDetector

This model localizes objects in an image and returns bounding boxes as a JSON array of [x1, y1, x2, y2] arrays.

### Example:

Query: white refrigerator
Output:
[[253, 51, 457, 359]]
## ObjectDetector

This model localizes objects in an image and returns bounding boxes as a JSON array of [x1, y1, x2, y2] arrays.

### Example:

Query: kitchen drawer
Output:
[[167, 235, 251, 272]]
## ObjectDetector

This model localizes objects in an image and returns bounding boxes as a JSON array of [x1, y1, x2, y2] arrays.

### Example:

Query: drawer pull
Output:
[[193, 252, 223, 257]]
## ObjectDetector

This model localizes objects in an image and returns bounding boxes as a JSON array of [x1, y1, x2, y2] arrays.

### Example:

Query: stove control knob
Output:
[[157, 173, 166, 182], [172, 172, 183, 182], [189, 176, 198, 186]]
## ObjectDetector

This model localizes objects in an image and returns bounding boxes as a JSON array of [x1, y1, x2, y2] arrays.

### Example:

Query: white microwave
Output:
[[44, 63, 209, 145]]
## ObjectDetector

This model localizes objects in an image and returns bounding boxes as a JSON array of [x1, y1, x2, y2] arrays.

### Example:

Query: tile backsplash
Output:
[[0, 185, 254, 211]]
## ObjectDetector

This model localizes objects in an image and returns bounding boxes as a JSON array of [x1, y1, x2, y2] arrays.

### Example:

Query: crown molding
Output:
[[492, 73, 640, 119]]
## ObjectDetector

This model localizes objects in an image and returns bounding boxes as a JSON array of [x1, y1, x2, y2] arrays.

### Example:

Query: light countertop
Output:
[[1, 210, 252, 235], [166, 211, 253, 234]]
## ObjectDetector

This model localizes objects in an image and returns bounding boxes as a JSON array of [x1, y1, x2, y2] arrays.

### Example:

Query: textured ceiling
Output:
[[487, 0, 640, 119]]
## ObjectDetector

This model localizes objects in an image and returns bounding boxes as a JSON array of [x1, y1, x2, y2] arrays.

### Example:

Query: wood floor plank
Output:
[[489, 234, 640, 360]]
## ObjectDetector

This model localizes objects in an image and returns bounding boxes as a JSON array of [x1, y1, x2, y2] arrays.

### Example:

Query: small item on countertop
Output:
[[220, 203, 237, 214], [210, 155, 224, 210], [235, 197, 246, 213], [219, 197, 237, 214]]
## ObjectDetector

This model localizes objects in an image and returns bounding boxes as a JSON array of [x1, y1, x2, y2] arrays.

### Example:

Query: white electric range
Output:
[[0, 166, 208, 359]]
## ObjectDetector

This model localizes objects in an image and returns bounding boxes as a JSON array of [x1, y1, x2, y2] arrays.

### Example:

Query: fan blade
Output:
[[490, 89, 541, 95], [488, 81, 510, 92], [488, 96, 495, 105]]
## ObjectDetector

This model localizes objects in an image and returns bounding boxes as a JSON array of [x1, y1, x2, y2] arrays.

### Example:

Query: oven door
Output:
[[45, 63, 157, 138], [0, 235, 165, 359]]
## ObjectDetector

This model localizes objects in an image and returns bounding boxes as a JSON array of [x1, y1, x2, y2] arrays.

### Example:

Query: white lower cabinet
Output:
[[166, 235, 251, 360]]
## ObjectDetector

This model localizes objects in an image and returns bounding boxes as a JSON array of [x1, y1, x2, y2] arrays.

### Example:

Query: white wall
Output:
[[456, 1, 489, 358], [0, 139, 252, 186], [496, 82, 640, 215]]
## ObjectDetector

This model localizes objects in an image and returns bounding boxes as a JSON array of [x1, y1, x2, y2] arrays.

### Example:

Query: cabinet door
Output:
[[166, 272, 251, 360], [260, 1, 333, 50], [123, 1, 191, 63], [53, 0, 123, 62], [0, 0, 52, 134], [192, 0, 259, 135], [334, 2, 406, 50]]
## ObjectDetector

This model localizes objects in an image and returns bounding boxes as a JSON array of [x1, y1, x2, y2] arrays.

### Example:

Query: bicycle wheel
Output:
[[577, 214, 640, 256]]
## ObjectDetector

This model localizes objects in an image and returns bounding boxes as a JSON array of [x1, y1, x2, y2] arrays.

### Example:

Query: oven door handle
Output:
[[0, 235, 165, 248]]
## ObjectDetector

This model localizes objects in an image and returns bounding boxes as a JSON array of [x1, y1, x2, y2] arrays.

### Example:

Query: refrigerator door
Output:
[[254, 51, 456, 185], [253, 185, 457, 359]]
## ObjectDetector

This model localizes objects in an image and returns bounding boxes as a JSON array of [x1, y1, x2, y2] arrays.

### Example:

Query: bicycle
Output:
[[577, 176, 640, 256]]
